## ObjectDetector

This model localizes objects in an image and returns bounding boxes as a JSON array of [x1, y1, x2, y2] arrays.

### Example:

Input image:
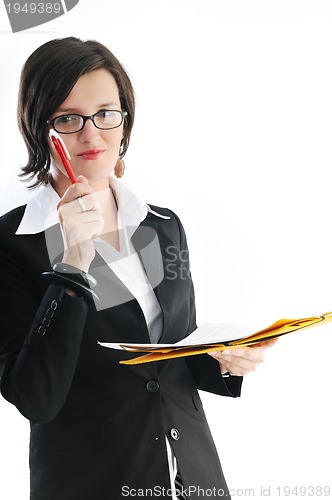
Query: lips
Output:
[[77, 149, 106, 160]]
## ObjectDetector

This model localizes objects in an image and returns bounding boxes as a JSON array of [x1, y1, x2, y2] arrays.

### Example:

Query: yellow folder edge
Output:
[[119, 312, 332, 365]]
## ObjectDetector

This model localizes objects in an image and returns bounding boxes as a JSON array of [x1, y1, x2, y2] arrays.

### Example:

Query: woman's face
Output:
[[48, 68, 124, 191]]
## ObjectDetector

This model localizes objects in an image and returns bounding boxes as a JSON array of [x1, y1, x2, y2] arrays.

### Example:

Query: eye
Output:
[[97, 110, 117, 119], [55, 114, 80, 125], [94, 110, 122, 129]]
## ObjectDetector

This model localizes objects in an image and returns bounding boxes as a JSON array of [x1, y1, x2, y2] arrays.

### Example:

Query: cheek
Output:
[[49, 151, 67, 177], [104, 127, 124, 150], [48, 141, 60, 167]]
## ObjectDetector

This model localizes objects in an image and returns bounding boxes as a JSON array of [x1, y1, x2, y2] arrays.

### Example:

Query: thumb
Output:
[[77, 175, 89, 185]]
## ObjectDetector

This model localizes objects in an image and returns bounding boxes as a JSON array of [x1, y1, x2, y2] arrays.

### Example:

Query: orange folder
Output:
[[116, 311, 332, 365]]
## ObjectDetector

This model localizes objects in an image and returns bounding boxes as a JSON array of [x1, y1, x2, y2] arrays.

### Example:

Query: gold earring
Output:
[[114, 158, 125, 178]]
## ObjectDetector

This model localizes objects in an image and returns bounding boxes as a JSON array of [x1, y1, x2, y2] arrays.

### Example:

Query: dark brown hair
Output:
[[17, 36, 135, 188]]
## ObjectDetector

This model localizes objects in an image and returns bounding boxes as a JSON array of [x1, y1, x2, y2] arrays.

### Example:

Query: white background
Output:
[[1, 1, 332, 498]]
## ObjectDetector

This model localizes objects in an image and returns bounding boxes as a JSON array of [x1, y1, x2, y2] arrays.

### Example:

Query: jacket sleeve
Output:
[[0, 223, 88, 423], [168, 209, 243, 398]]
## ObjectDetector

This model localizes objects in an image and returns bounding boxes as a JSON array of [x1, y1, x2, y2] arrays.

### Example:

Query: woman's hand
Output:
[[208, 338, 278, 377], [57, 176, 104, 272]]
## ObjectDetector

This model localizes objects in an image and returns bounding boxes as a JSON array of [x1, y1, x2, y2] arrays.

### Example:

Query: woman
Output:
[[0, 37, 276, 499]]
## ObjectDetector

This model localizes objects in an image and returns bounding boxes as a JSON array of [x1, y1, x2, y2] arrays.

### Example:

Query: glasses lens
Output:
[[94, 110, 123, 129], [54, 115, 83, 133]]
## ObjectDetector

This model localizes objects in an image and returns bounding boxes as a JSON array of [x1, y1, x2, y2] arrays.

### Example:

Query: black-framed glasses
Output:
[[46, 110, 127, 134]]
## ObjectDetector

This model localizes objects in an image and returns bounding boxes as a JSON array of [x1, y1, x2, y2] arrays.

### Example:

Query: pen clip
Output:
[[49, 129, 71, 160], [48, 128, 77, 184]]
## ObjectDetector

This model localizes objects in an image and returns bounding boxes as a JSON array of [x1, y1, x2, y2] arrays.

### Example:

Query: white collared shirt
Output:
[[16, 176, 179, 498]]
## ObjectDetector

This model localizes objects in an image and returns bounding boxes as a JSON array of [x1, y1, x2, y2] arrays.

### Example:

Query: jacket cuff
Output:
[[186, 353, 243, 398], [26, 284, 87, 346]]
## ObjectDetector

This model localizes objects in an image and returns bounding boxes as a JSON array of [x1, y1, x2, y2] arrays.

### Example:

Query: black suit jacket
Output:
[[0, 203, 242, 500]]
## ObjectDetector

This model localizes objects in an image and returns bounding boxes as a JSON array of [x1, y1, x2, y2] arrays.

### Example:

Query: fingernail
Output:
[[222, 350, 232, 356], [208, 352, 218, 356]]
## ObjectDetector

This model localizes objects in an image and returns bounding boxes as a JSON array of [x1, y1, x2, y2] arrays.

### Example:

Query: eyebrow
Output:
[[56, 102, 121, 113]]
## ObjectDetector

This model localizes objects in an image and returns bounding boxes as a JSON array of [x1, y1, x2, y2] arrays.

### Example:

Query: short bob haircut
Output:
[[17, 37, 135, 188]]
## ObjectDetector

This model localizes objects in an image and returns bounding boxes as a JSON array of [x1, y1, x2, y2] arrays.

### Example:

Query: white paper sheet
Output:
[[98, 321, 262, 352]]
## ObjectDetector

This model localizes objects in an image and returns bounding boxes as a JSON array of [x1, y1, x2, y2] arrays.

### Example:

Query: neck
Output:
[[98, 187, 118, 229], [97, 187, 120, 249]]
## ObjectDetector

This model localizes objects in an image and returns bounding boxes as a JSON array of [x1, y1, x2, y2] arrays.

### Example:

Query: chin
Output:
[[83, 171, 112, 185]]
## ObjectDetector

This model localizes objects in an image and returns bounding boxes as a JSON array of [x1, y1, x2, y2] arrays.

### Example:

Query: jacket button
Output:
[[45, 308, 55, 319], [50, 300, 58, 310], [42, 317, 51, 327], [38, 325, 46, 335], [146, 380, 160, 392], [170, 428, 180, 441]]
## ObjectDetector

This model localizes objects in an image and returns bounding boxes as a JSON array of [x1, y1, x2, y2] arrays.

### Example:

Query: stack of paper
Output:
[[98, 311, 332, 365]]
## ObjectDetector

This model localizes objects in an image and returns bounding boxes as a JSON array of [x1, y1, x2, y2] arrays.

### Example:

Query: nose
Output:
[[79, 117, 100, 142]]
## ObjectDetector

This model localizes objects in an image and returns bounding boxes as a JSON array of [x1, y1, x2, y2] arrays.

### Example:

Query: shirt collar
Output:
[[15, 175, 169, 235]]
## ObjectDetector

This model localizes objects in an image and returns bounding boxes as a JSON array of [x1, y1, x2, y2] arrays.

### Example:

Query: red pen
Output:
[[48, 129, 77, 184]]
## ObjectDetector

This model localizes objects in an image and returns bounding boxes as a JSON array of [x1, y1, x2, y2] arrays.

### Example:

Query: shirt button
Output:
[[170, 428, 180, 441], [146, 380, 160, 392]]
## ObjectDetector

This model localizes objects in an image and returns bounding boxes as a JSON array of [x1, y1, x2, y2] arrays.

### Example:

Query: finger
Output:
[[223, 355, 257, 372], [77, 175, 88, 185], [209, 354, 254, 376], [220, 365, 230, 376], [57, 176, 93, 208], [220, 347, 265, 363], [208, 350, 257, 376], [209, 341, 276, 376], [74, 210, 104, 225], [220, 354, 261, 376], [210, 347, 264, 370], [74, 192, 101, 213], [251, 338, 279, 349], [61, 220, 104, 247], [58, 193, 101, 218], [62, 211, 104, 232], [207, 352, 233, 375]]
